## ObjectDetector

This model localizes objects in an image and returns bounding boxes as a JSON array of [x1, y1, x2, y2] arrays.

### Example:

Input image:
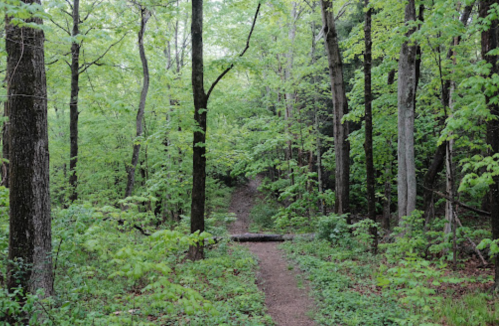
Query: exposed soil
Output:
[[228, 178, 316, 326]]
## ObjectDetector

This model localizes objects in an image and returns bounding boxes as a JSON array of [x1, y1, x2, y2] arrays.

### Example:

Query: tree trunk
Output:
[[383, 156, 392, 230], [125, 8, 151, 198], [6, 0, 53, 301], [189, 0, 208, 260], [364, 0, 377, 253], [310, 17, 325, 215], [284, 3, 297, 178], [383, 72, 396, 229], [69, 0, 80, 203], [397, 0, 417, 220], [480, 0, 499, 290], [422, 3, 474, 222], [188, 1, 260, 260], [321, 0, 350, 217]]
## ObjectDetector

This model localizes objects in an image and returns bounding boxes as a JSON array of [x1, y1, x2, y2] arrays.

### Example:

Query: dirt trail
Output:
[[228, 178, 316, 326]]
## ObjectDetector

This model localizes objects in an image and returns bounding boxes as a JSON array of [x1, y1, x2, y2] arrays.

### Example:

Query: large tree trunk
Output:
[[6, 0, 53, 301], [189, 0, 208, 260], [364, 0, 377, 253], [397, 0, 417, 220], [480, 0, 499, 290], [69, 0, 80, 203], [321, 0, 350, 217], [125, 8, 151, 198]]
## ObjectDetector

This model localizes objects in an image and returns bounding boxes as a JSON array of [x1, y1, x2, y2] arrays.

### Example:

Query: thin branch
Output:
[[78, 33, 127, 74], [301, 0, 315, 11], [422, 185, 491, 216], [206, 3, 261, 101], [134, 224, 151, 236], [336, 1, 353, 20], [454, 211, 488, 266], [48, 17, 71, 35], [65, 0, 73, 11], [53, 237, 64, 275], [83, 26, 96, 36], [61, 9, 73, 17], [81, 0, 105, 22]]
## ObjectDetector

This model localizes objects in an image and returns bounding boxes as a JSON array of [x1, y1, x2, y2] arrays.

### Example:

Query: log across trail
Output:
[[228, 178, 316, 326]]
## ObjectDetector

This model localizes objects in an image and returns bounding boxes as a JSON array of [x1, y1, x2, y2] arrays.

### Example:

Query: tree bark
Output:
[[321, 0, 350, 217], [125, 8, 151, 198], [189, 0, 208, 260], [364, 0, 377, 253], [397, 0, 417, 220], [69, 0, 80, 203], [480, 0, 499, 290], [6, 0, 53, 301]]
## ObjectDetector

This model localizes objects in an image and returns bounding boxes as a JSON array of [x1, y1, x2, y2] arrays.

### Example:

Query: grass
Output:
[[434, 293, 499, 325]]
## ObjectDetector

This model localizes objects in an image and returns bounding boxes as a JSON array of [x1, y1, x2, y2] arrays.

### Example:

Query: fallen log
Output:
[[219, 233, 315, 242]]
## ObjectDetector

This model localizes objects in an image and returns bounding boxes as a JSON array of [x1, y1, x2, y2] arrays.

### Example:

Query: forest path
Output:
[[228, 178, 316, 326]]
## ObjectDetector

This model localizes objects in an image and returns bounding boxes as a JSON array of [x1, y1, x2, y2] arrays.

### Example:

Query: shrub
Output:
[[249, 201, 278, 229], [316, 214, 350, 245]]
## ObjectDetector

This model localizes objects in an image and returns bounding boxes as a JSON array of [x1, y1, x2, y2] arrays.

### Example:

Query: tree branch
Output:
[[133, 224, 151, 236], [422, 185, 491, 216], [49, 17, 71, 35], [206, 3, 261, 101], [82, 0, 105, 22], [78, 33, 127, 74]]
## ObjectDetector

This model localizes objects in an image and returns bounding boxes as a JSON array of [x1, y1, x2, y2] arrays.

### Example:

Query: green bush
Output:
[[316, 214, 350, 245], [249, 201, 278, 229]]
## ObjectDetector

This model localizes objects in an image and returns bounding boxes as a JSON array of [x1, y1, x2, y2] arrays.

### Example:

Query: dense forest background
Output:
[[2, 0, 499, 324]]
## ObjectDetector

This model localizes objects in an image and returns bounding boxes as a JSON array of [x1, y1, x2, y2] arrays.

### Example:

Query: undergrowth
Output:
[[282, 211, 499, 326], [0, 198, 272, 325], [281, 239, 408, 325]]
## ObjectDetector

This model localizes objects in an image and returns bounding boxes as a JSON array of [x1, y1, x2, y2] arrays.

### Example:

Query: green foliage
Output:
[[1, 204, 272, 325], [377, 253, 459, 316], [433, 293, 499, 326], [316, 213, 351, 245], [249, 200, 278, 230], [281, 239, 408, 325]]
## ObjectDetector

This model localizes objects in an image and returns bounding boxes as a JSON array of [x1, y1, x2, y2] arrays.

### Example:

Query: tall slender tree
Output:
[[69, 0, 81, 202], [189, 0, 260, 259], [320, 0, 350, 217], [364, 0, 377, 253], [6, 0, 53, 301], [397, 0, 417, 220], [125, 6, 151, 198], [49, 0, 126, 203]]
